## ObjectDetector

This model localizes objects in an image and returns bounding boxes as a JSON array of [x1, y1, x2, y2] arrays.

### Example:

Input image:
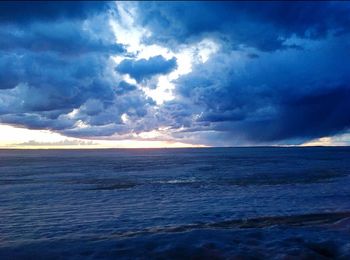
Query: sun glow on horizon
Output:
[[0, 124, 205, 149]]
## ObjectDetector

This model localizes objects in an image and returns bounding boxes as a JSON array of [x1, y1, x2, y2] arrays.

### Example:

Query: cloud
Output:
[[0, 1, 155, 139], [115, 81, 137, 95], [166, 34, 350, 145], [137, 2, 350, 52], [0, 52, 116, 107], [0, 22, 125, 56], [0, 1, 110, 24], [18, 139, 97, 147], [115, 55, 177, 82]]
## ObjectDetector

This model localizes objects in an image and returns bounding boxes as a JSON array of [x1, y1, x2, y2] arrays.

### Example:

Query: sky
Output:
[[0, 1, 350, 148]]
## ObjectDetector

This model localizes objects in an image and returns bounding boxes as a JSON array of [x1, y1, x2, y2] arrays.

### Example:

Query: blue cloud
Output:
[[115, 81, 137, 95], [0, 2, 153, 138], [138, 1, 350, 52], [0, 23, 125, 56], [168, 34, 350, 144], [0, 1, 110, 24], [116, 55, 177, 82]]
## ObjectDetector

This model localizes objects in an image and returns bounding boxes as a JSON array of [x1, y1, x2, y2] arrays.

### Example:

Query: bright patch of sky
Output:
[[301, 133, 350, 147], [0, 124, 202, 149], [110, 1, 219, 105]]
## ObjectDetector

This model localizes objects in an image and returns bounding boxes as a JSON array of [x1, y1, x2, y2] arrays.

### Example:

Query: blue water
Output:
[[1, 147, 350, 259]]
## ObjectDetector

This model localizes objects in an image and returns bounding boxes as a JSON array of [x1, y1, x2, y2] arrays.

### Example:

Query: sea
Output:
[[1, 147, 350, 259]]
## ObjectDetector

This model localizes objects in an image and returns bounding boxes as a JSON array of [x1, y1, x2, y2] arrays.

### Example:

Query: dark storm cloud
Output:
[[138, 1, 350, 52], [243, 85, 350, 142], [0, 113, 74, 131], [116, 55, 177, 83], [0, 47, 155, 136], [0, 1, 110, 24], [0, 23, 125, 56], [0, 1, 154, 138], [0, 51, 115, 106], [169, 34, 350, 144], [0, 1, 125, 56]]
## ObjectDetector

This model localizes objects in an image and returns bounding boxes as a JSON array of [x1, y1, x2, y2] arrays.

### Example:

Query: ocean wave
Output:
[[67, 172, 348, 192], [152, 178, 197, 184], [107, 211, 350, 238]]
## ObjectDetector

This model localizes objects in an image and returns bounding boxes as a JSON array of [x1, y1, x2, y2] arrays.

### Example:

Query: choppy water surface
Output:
[[1, 147, 350, 259]]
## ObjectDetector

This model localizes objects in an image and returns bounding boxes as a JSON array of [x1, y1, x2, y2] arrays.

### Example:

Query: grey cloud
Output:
[[166, 35, 350, 145], [18, 139, 97, 147], [137, 2, 350, 52], [115, 55, 177, 82], [0, 1, 110, 24]]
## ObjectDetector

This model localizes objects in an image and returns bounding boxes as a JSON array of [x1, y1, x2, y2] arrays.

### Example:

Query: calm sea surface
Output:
[[1, 147, 350, 259]]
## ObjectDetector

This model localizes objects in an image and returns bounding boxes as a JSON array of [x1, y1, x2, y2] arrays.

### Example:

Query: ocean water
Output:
[[1, 147, 350, 259]]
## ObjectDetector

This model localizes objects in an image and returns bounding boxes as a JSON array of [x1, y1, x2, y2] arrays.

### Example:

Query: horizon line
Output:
[[1, 145, 349, 150]]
